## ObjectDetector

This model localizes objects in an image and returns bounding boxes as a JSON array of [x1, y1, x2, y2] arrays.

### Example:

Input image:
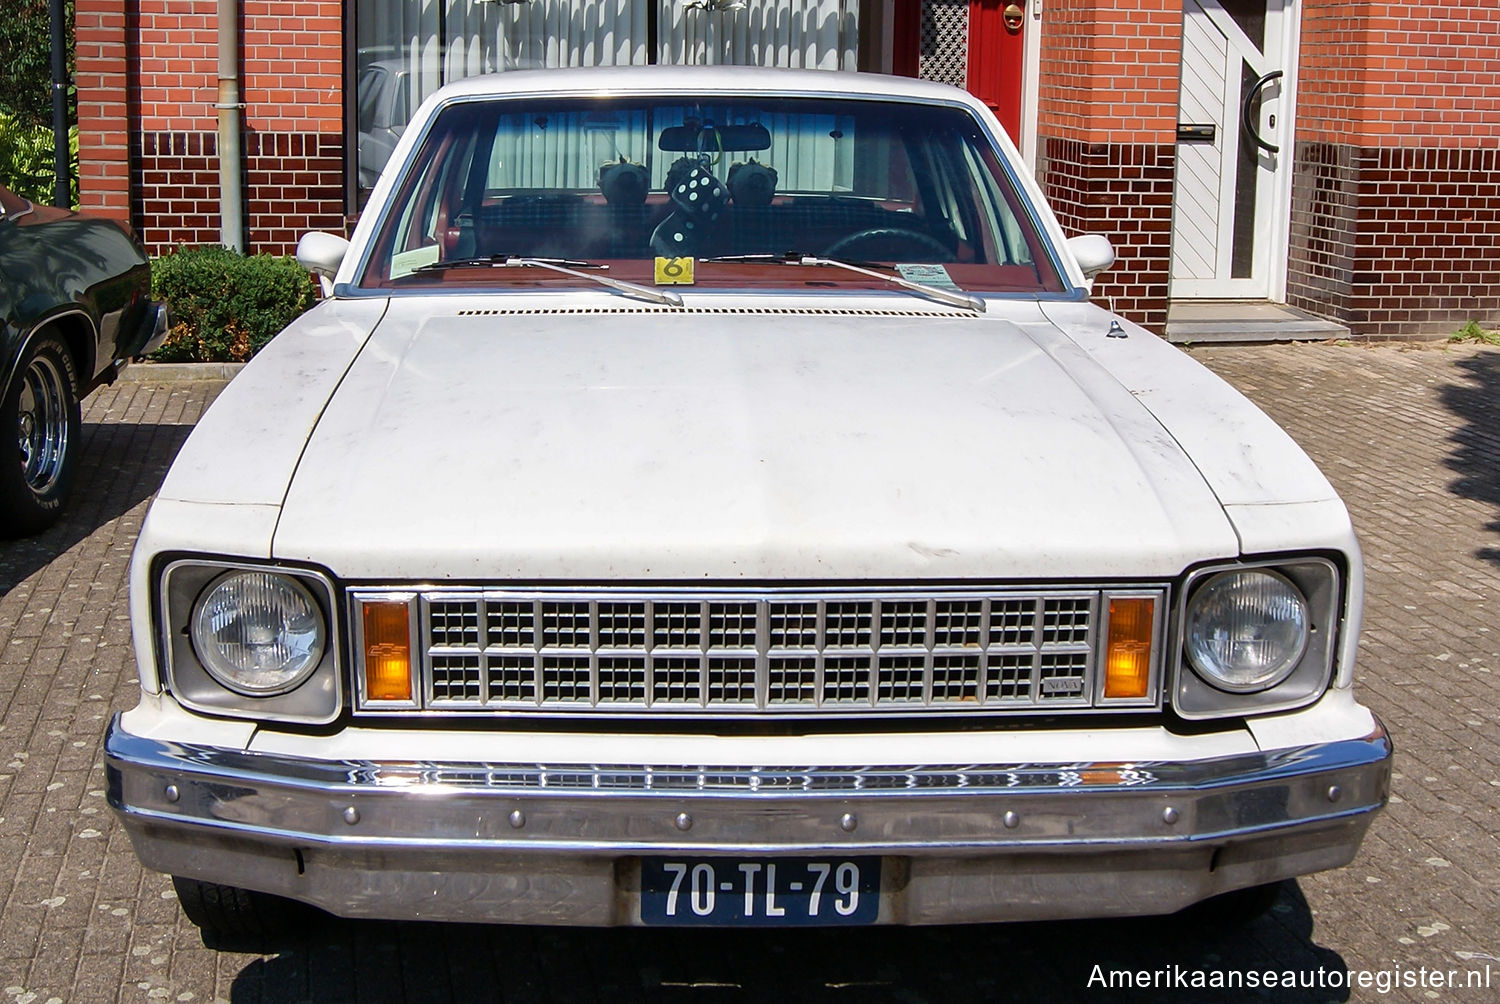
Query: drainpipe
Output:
[[216, 0, 244, 251], [49, 0, 68, 208]]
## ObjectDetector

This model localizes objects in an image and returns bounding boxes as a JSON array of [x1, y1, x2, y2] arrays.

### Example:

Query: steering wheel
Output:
[[822, 227, 955, 263]]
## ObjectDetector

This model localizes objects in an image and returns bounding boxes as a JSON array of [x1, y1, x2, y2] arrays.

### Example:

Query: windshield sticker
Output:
[[895, 263, 959, 289], [655, 256, 695, 285], [390, 244, 440, 280]]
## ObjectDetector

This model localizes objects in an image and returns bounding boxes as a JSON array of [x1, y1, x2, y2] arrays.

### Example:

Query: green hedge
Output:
[[150, 246, 317, 363], [0, 113, 77, 206]]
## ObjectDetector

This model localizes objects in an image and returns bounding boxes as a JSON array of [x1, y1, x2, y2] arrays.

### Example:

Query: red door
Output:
[[967, 0, 1026, 145]]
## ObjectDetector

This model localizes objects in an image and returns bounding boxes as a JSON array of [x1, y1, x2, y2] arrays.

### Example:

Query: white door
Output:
[[1169, 0, 1289, 299]]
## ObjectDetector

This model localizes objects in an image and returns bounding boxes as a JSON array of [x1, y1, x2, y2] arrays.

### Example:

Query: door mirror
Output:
[[297, 232, 350, 296], [1067, 234, 1116, 288]]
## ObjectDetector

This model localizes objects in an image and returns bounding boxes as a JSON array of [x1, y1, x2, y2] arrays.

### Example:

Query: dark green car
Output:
[[1, 185, 167, 536]]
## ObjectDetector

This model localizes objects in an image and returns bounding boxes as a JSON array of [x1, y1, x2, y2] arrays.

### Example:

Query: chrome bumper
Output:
[[139, 301, 171, 356], [105, 716, 1391, 925]]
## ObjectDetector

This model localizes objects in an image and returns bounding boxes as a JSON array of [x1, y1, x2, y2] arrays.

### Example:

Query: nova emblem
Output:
[[1041, 677, 1085, 695]]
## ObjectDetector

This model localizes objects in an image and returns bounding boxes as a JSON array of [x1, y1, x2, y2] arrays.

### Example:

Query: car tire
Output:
[[0, 332, 81, 537], [172, 876, 311, 938]]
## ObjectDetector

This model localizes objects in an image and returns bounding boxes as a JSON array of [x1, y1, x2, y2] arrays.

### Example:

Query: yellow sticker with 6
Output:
[[654, 256, 695, 285]]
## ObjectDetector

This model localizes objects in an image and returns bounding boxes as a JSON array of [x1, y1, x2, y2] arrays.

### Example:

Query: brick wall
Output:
[[1290, 1, 1500, 337], [80, 0, 347, 255], [1035, 0, 1182, 330], [75, 0, 131, 224]]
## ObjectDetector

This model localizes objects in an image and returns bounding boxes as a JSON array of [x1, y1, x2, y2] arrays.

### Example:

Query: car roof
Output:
[[431, 65, 977, 106]]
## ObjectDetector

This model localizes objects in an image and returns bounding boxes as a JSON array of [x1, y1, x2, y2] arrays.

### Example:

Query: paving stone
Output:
[[1, 346, 1498, 1001]]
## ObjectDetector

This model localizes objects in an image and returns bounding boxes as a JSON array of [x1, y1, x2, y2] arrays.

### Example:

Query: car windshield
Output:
[[359, 94, 1065, 295]]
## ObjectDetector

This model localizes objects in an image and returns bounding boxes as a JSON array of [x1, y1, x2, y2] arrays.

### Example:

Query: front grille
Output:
[[352, 587, 1165, 717]]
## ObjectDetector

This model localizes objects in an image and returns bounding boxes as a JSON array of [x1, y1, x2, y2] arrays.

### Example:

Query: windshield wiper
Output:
[[703, 252, 985, 314], [413, 255, 682, 307], [414, 255, 605, 272]]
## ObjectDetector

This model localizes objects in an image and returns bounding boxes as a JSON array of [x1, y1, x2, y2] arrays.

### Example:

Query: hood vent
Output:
[[453, 306, 978, 318]]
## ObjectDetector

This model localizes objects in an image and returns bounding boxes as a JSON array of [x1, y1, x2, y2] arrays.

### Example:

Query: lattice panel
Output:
[[919, 0, 969, 88]]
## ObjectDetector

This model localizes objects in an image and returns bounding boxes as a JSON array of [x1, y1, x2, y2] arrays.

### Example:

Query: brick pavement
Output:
[[0, 342, 1496, 1002]]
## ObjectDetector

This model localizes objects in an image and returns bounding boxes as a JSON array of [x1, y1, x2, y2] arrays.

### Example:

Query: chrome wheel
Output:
[[16, 351, 71, 495]]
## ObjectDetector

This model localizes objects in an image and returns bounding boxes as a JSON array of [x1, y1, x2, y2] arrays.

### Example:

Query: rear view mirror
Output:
[[659, 123, 772, 152]]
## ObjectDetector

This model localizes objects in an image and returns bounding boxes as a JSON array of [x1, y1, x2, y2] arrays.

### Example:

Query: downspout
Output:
[[49, 0, 68, 208], [216, 0, 244, 251]]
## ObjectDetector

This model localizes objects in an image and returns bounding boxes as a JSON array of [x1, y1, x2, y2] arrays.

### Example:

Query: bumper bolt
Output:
[[508, 809, 526, 829], [675, 812, 693, 831], [839, 812, 857, 832], [1162, 806, 1180, 825], [164, 784, 179, 804], [342, 806, 360, 826], [1327, 785, 1343, 803], [1003, 810, 1020, 829]]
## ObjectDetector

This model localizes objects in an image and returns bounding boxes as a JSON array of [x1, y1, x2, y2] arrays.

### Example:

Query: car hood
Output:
[[271, 296, 1241, 580]]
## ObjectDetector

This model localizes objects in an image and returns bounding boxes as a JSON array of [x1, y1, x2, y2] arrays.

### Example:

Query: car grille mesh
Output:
[[355, 587, 1164, 717]]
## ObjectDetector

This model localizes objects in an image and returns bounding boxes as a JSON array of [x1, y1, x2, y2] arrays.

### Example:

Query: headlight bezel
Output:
[[158, 557, 343, 724], [1172, 556, 1342, 720]]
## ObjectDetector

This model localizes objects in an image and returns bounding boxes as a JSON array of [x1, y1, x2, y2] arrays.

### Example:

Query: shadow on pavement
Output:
[[225, 881, 1350, 1002], [1441, 349, 1500, 566], [0, 418, 192, 594]]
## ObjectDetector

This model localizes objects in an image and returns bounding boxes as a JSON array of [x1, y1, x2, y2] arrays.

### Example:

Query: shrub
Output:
[[150, 247, 317, 363], [0, 113, 77, 206]]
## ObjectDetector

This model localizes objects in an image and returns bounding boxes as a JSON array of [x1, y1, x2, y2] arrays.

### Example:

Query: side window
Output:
[[357, 67, 384, 133], [392, 78, 411, 133], [957, 140, 1028, 265], [388, 128, 477, 278], [850, 129, 916, 204], [913, 138, 973, 250]]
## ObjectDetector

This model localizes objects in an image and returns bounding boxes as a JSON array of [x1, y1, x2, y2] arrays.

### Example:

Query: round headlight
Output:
[[191, 571, 326, 695], [1184, 569, 1309, 693]]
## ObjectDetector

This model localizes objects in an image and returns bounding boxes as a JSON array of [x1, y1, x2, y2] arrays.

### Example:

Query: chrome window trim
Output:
[[158, 558, 343, 725], [328, 283, 1090, 304]]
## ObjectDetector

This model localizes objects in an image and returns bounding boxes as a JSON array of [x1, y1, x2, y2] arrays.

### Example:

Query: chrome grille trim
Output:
[[349, 586, 1166, 717], [352, 762, 1166, 794]]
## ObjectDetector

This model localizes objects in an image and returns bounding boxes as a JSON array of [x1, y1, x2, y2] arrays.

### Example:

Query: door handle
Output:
[[1240, 70, 1283, 154]]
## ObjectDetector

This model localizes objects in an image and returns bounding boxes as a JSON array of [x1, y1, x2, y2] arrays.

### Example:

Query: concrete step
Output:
[[1163, 301, 1349, 344]]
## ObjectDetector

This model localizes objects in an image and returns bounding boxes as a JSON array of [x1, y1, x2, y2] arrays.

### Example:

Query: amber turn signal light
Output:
[[1104, 597, 1155, 700], [362, 601, 413, 701]]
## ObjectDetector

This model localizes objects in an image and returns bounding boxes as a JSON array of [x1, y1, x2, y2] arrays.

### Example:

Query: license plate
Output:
[[640, 856, 880, 926]]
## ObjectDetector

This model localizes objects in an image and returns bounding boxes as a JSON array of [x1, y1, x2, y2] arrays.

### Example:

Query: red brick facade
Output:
[[1034, 0, 1182, 330], [75, 0, 131, 224], [78, 0, 346, 255], [1288, 1, 1500, 337]]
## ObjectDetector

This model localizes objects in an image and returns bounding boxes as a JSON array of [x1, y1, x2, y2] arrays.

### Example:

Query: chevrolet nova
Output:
[[105, 67, 1390, 935]]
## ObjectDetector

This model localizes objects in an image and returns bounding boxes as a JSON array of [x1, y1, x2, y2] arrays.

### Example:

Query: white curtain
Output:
[[356, 1, 861, 189], [488, 110, 653, 191], [658, 1, 860, 70], [357, 1, 644, 128]]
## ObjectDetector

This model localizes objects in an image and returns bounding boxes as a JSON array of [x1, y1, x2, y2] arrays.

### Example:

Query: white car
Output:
[[107, 67, 1390, 935]]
